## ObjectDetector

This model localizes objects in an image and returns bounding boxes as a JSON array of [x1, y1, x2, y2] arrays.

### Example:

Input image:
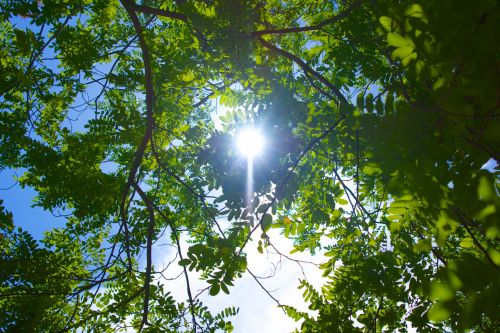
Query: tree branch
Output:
[[246, 268, 284, 309], [92, 15, 157, 117], [26, 15, 73, 75], [131, 3, 187, 22], [370, 296, 384, 332], [119, 0, 156, 273], [119, 0, 157, 328], [131, 3, 211, 51], [251, 0, 364, 37], [454, 207, 498, 271], [257, 37, 348, 105], [140, 186, 198, 332], [131, 183, 157, 330]]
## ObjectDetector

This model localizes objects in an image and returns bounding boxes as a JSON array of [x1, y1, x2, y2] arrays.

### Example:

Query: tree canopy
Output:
[[1, 0, 499, 331]]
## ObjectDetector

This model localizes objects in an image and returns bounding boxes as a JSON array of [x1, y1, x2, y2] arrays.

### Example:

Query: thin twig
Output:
[[140, 187, 199, 332], [26, 15, 73, 74], [454, 208, 498, 271], [251, 0, 364, 37], [150, 138, 288, 308], [235, 115, 346, 259], [257, 37, 348, 104], [369, 296, 383, 332]]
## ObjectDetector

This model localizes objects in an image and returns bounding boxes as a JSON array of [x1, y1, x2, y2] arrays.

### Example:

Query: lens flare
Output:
[[236, 127, 264, 207], [237, 128, 264, 158]]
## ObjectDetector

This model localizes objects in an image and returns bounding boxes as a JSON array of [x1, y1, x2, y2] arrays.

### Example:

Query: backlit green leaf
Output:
[[428, 302, 452, 322]]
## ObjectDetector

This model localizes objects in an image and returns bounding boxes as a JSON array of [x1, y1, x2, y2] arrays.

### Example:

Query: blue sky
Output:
[[1, 168, 66, 236]]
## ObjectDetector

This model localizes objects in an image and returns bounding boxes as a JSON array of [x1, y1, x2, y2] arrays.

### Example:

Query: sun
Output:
[[236, 127, 264, 158]]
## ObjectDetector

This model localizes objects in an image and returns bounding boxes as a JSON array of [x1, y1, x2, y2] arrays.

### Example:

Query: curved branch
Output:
[[251, 0, 364, 37], [119, 0, 156, 273], [131, 183, 156, 330], [27, 15, 72, 74], [130, 3, 210, 51], [246, 268, 284, 309], [257, 37, 348, 105], [131, 3, 187, 21], [138, 185, 198, 332], [92, 15, 157, 116], [454, 207, 498, 271]]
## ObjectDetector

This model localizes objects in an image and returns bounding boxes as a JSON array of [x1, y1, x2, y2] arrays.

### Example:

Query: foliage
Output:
[[0, 0, 499, 332]]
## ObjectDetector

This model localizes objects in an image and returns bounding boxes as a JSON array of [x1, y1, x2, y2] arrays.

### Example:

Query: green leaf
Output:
[[365, 93, 374, 113], [428, 302, 452, 322], [477, 176, 495, 202], [387, 207, 406, 215], [375, 98, 384, 114], [256, 204, 269, 214], [401, 52, 417, 66], [261, 214, 272, 232], [387, 32, 414, 48], [363, 163, 380, 175], [414, 238, 431, 252], [430, 281, 455, 301], [459, 238, 474, 248], [178, 258, 191, 266], [337, 198, 348, 205], [487, 248, 500, 265], [209, 284, 220, 296], [14, 29, 30, 54], [356, 93, 364, 110], [180, 71, 195, 82], [379, 16, 394, 32], [405, 4, 427, 21], [391, 46, 414, 61], [385, 93, 394, 114], [220, 282, 230, 294]]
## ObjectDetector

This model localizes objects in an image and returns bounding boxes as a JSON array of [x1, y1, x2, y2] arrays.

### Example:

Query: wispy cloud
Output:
[[156, 228, 326, 332]]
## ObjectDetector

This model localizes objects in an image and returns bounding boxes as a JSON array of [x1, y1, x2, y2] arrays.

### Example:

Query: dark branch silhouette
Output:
[[251, 0, 364, 37]]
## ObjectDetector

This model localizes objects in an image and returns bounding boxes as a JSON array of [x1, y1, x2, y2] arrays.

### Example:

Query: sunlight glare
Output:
[[237, 128, 264, 158]]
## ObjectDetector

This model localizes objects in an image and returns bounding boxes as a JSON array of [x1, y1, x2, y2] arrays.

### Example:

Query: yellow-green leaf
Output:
[[476, 204, 496, 220], [414, 238, 431, 252], [180, 71, 195, 82], [363, 163, 381, 175], [405, 4, 427, 23], [487, 247, 500, 265], [459, 237, 474, 248], [477, 176, 495, 202], [401, 52, 417, 66], [379, 16, 394, 32], [391, 46, 414, 60], [430, 281, 455, 301], [428, 302, 451, 322], [388, 207, 406, 215], [387, 32, 413, 48]]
